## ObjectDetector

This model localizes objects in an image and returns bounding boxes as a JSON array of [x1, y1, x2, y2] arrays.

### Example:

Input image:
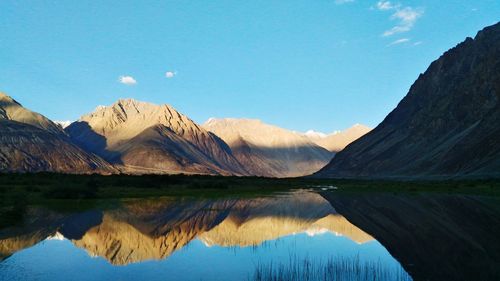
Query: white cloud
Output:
[[389, 38, 410, 46], [376, 1, 397, 10], [335, 0, 354, 4], [394, 7, 423, 24], [376, 2, 424, 37], [413, 41, 423, 46], [384, 7, 423, 36], [383, 25, 410, 36], [165, 71, 176, 78], [304, 130, 328, 139], [118, 75, 137, 85]]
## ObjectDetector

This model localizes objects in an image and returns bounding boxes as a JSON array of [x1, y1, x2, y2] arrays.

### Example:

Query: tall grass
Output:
[[250, 254, 412, 281]]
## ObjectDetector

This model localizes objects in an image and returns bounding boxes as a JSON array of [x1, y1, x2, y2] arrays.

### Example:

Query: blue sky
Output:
[[1, 1, 499, 132]]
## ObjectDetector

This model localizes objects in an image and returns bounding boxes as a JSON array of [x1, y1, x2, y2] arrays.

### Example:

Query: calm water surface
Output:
[[0, 190, 410, 281], [1, 189, 499, 280]]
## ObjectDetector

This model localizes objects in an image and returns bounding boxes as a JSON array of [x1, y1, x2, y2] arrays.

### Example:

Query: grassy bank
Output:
[[1, 173, 499, 228], [1, 173, 499, 200]]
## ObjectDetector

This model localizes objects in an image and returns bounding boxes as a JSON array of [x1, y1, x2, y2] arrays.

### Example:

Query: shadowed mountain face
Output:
[[66, 99, 248, 176], [0, 93, 115, 174], [203, 118, 333, 177], [321, 192, 500, 281], [316, 23, 500, 179], [0, 192, 372, 265]]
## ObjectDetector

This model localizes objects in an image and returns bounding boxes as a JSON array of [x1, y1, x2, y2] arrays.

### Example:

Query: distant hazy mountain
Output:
[[316, 23, 500, 179], [0, 93, 115, 174], [203, 118, 333, 177], [66, 99, 248, 175], [304, 124, 371, 153]]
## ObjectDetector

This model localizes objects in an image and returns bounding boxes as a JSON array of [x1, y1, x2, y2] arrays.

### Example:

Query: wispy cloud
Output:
[[335, 0, 355, 4], [385, 7, 424, 36], [413, 41, 423, 46], [118, 75, 137, 85], [376, 1, 424, 37], [376, 1, 397, 10], [165, 71, 177, 78], [388, 38, 410, 46]]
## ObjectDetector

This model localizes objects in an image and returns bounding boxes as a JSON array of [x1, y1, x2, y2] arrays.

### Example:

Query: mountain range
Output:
[[316, 22, 500, 179], [66, 99, 248, 176], [1, 22, 499, 178], [0, 93, 366, 177]]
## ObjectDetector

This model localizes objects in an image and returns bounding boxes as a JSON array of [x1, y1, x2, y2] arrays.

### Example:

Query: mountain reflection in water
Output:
[[1, 191, 374, 265], [4, 190, 497, 280], [0, 190, 408, 281], [321, 192, 500, 281]]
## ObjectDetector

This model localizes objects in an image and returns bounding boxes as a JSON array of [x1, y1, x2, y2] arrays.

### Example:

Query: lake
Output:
[[1, 189, 499, 280]]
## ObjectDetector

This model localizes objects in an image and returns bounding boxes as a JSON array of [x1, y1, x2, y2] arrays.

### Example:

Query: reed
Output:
[[250, 254, 412, 281]]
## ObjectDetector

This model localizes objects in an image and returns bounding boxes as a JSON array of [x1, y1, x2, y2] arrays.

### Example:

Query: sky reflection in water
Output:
[[0, 191, 410, 281]]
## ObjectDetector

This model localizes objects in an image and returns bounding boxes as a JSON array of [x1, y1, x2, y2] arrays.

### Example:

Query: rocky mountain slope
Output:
[[66, 99, 248, 175], [304, 124, 371, 153], [316, 23, 500, 179], [203, 118, 333, 177], [0, 93, 115, 174]]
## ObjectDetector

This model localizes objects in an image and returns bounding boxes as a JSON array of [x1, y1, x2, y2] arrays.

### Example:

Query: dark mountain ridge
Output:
[[316, 22, 500, 179]]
